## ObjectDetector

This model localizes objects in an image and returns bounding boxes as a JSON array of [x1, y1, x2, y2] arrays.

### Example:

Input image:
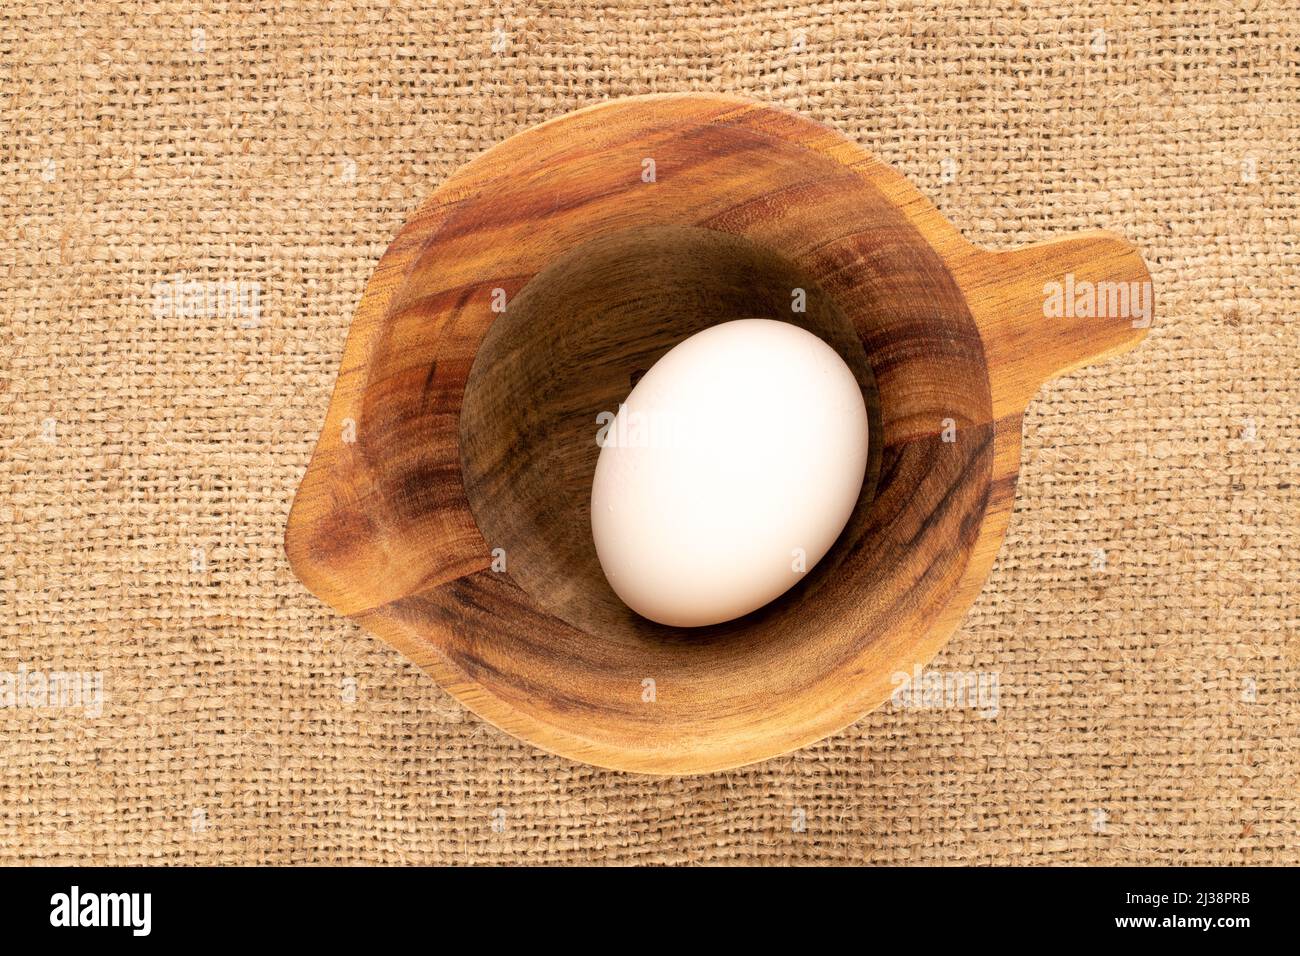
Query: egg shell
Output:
[[590, 318, 869, 627]]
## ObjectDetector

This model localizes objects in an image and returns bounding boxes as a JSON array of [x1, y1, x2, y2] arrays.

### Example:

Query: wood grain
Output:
[[285, 94, 1153, 774]]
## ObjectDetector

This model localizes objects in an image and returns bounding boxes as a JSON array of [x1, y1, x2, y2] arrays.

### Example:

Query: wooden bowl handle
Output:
[[959, 230, 1154, 418]]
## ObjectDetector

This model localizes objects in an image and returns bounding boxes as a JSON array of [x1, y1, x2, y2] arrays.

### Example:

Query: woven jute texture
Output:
[[2, 1, 1296, 865]]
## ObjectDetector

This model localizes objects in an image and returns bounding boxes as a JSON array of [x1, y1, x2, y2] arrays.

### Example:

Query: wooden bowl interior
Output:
[[459, 224, 884, 649]]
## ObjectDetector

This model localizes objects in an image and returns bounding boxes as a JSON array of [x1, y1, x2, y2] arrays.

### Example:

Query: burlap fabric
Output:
[[2, 1, 1296, 865]]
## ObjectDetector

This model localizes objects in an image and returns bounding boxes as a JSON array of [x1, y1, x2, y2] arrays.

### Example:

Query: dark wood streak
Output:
[[420, 360, 439, 403]]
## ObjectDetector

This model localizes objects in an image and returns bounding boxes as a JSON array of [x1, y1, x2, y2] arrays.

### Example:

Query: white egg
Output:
[[590, 319, 869, 627]]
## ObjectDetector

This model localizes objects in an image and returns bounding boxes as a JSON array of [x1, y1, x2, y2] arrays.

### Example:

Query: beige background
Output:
[[2, 1, 1296, 864]]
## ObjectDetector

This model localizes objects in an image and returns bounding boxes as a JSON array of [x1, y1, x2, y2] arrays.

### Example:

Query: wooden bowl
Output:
[[286, 94, 1153, 774]]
